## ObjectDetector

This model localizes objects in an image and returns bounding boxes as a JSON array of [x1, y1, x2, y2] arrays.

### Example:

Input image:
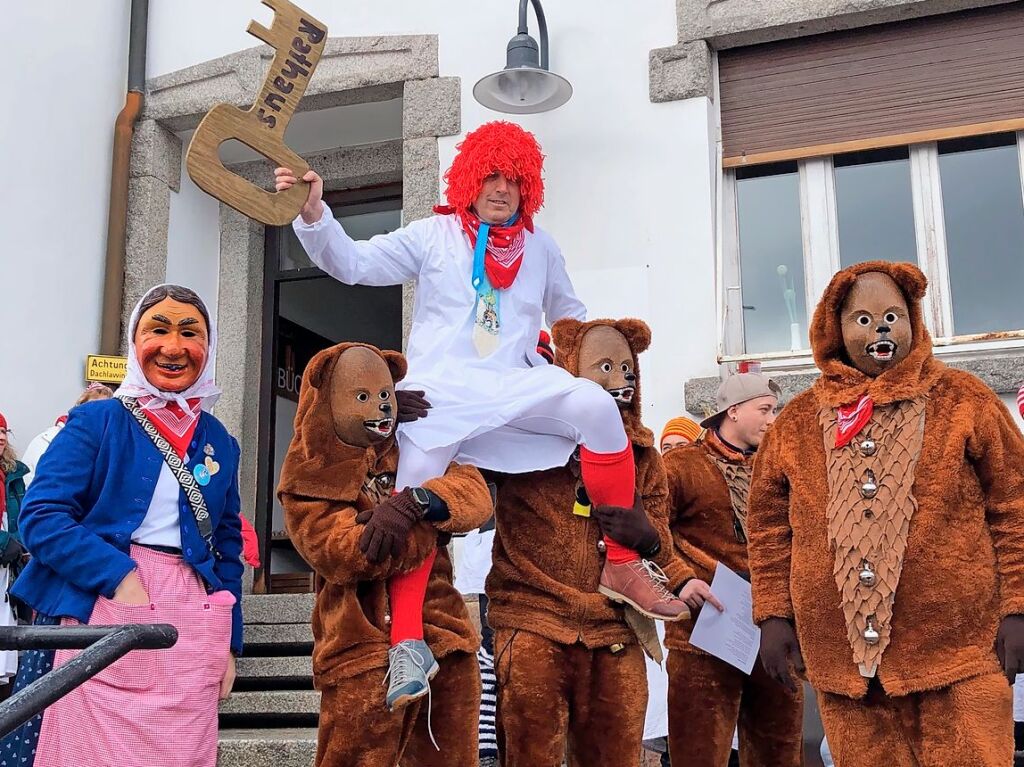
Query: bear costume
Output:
[[748, 261, 1024, 766], [487, 318, 687, 767], [277, 343, 493, 766], [662, 425, 804, 767]]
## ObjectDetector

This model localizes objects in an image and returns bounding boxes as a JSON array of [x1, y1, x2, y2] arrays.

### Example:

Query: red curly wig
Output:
[[442, 121, 545, 218]]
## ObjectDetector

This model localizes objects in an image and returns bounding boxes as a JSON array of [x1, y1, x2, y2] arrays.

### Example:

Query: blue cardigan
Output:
[[12, 399, 244, 654]]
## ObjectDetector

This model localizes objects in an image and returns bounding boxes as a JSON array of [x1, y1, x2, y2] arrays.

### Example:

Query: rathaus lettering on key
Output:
[[257, 17, 325, 129]]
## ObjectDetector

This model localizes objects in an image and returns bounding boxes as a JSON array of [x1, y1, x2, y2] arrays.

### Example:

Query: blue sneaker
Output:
[[385, 639, 439, 710]]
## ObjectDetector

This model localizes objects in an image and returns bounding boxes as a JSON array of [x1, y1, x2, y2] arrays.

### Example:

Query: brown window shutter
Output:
[[720, 4, 1024, 168]]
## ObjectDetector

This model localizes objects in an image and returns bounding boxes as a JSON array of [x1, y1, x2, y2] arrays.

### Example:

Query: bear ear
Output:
[[614, 319, 652, 355], [551, 318, 585, 353], [886, 261, 928, 301], [304, 345, 342, 390], [381, 350, 408, 385]]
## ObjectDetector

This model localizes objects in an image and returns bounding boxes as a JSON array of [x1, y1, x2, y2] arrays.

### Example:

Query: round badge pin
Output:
[[193, 464, 211, 486]]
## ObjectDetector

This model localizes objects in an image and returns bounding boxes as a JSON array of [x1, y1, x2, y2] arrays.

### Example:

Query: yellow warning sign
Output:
[[86, 355, 128, 384]]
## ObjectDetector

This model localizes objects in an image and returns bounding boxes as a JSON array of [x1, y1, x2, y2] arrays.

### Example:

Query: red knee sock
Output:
[[389, 549, 437, 645], [579, 444, 639, 565]]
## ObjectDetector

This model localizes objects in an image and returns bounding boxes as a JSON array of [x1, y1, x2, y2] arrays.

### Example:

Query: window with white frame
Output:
[[721, 132, 1024, 359]]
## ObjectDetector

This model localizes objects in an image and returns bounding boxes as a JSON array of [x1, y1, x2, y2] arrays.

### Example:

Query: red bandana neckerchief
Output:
[[435, 205, 532, 290], [835, 394, 874, 449], [138, 395, 202, 459]]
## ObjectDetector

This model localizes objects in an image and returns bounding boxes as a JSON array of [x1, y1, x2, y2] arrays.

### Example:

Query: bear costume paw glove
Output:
[[356, 489, 423, 563], [591, 493, 660, 558], [997, 615, 1024, 683], [395, 390, 431, 423], [760, 617, 805, 693]]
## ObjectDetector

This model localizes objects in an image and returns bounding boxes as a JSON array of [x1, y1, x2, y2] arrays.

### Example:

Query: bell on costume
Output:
[[860, 470, 878, 499], [859, 438, 877, 457], [864, 617, 880, 645], [858, 560, 876, 588]]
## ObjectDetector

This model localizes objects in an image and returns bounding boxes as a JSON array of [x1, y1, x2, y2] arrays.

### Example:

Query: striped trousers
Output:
[[478, 594, 498, 760]]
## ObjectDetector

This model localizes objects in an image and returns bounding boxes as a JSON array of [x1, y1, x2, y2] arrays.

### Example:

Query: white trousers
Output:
[[396, 382, 628, 488]]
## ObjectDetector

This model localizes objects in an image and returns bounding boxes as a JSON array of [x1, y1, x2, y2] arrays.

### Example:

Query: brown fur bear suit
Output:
[[486, 318, 685, 767], [748, 261, 1024, 766], [662, 430, 804, 767], [277, 342, 493, 767]]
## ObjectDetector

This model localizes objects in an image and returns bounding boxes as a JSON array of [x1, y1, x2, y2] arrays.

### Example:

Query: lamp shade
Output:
[[473, 67, 572, 114], [474, 26, 572, 114]]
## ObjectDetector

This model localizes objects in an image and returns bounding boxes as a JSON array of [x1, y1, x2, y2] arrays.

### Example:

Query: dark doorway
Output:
[[254, 184, 403, 593]]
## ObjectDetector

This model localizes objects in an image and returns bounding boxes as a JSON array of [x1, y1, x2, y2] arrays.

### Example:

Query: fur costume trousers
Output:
[[314, 650, 480, 767], [494, 629, 647, 767], [667, 649, 803, 767], [817, 674, 1011, 767]]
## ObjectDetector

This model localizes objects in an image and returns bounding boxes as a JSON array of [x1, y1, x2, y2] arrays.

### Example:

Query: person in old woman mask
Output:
[[5, 284, 243, 767]]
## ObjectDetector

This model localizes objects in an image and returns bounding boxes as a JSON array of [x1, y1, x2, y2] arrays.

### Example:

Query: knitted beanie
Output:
[[660, 416, 701, 445]]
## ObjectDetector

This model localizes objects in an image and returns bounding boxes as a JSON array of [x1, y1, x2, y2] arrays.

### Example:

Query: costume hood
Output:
[[277, 343, 406, 502], [552, 317, 655, 448], [810, 261, 944, 408]]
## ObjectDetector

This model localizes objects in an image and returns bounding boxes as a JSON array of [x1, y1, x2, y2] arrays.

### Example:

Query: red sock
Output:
[[579, 444, 639, 565], [388, 549, 437, 645]]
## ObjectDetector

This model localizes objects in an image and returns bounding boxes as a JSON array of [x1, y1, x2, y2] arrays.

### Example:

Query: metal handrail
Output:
[[0, 623, 178, 738]]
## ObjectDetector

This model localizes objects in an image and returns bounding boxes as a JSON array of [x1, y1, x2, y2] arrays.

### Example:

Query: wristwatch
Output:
[[410, 487, 432, 517], [639, 538, 661, 560]]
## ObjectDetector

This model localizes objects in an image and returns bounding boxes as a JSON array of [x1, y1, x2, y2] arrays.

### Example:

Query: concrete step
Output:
[[242, 593, 314, 625], [218, 728, 317, 767], [236, 656, 313, 681], [219, 689, 321, 717], [244, 622, 313, 648]]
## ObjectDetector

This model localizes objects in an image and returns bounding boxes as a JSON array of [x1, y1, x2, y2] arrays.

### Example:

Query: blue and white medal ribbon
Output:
[[471, 221, 501, 357]]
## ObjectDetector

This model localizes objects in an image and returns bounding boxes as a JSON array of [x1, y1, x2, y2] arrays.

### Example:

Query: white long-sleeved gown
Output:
[[293, 209, 592, 473]]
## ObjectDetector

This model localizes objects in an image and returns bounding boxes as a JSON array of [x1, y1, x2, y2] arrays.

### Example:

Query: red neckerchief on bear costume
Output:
[[834, 394, 874, 449]]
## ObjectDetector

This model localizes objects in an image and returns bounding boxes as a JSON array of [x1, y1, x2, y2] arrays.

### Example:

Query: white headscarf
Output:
[[114, 284, 222, 412]]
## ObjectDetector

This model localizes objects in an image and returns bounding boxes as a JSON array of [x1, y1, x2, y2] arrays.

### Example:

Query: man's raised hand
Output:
[[274, 167, 324, 224]]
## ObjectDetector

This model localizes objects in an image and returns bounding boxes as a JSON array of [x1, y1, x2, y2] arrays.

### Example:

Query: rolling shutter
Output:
[[719, 3, 1024, 167]]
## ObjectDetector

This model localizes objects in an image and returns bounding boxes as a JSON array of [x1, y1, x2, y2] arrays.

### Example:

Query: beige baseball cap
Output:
[[700, 373, 782, 429]]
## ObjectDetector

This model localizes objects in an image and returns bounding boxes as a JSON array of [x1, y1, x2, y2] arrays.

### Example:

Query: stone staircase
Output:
[[218, 593, 318, 767]]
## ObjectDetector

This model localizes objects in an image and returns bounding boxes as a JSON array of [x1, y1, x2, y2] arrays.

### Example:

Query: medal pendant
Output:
[[472, 285, 500, 357]]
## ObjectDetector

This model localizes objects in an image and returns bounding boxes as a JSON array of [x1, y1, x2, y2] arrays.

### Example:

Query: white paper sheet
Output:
[[688, 563, 761, 674]]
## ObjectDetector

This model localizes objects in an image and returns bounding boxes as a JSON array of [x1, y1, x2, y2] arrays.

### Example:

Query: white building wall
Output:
[[146, 0, 720, 435], [165, 162, 221, 313], [4, 0, 718, 445], [0, 2, 129, 449]]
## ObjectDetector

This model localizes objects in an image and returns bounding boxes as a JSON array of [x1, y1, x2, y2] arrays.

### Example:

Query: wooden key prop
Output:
[[185, 0, 327, 226]]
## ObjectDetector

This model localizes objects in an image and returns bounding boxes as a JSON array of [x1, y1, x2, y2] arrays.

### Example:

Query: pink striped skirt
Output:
[[35, 544, 235, 766]]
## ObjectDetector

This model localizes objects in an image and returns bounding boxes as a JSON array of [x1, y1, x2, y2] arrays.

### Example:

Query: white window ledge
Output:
[[686, 346, 1024, 417]]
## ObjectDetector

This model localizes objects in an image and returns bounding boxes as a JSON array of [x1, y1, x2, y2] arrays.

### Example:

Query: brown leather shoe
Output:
[[599, 559, 690, 622]]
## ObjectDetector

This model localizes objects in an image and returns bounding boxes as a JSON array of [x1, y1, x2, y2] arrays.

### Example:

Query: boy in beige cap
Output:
[[662, 373, 805, 766]]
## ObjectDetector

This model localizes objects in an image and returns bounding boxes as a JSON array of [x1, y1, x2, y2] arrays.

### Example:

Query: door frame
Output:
[[252, 183, 404, 593]]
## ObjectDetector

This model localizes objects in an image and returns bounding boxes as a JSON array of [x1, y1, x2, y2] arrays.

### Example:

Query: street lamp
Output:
[[473, 0, 573, 114]]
